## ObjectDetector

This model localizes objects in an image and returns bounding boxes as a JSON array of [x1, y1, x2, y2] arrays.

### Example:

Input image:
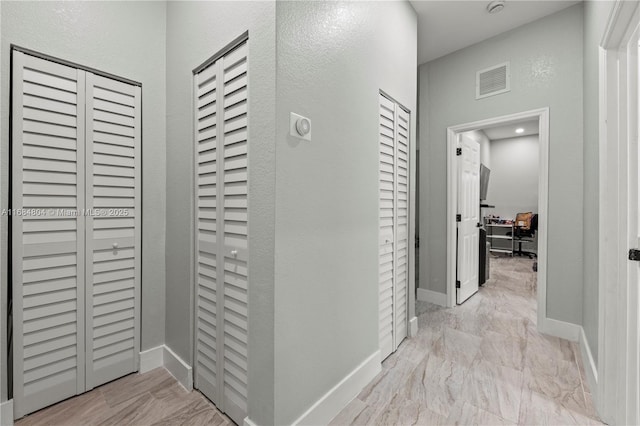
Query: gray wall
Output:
[[274, 1, 417, 424], [419, 4, 584, 324], [0, 0, 167, 401], [582, 0, 615, 365], [487, 135, 539, 219], [164, 2, 276, 424]]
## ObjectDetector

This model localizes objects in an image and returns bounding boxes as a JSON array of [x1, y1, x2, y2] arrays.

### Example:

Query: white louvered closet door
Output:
[[378, 93, 410, 361], [378, 94, 396, 361], [11, 51, 86, 418], [394, 108, 409, 345], [12, 50, 141, 418], [194, 37, 249, 426], [85, 73, 141, 389]]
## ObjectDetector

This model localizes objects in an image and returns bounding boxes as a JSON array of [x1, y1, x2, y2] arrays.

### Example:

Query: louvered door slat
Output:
[[194, 37, 249, 426], [85, 73, 141, 390], [12, 51, 86, 418]]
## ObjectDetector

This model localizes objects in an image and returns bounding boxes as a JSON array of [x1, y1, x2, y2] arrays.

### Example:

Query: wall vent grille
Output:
[[476, 62, 510, 99]]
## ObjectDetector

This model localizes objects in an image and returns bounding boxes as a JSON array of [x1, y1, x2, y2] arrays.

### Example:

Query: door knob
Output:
[[112, 242, 119, 249], [231, 250, 238, 257]]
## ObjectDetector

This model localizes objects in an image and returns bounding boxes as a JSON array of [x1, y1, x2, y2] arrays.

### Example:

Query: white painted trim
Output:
[[164, 346, 193, 391], [446, 108, 549, 320], [291, 351, 381, 426], [1, 399, 14, 426], [139, 345, 164, 373], [139, 345, 194, 391], [243, 417, 259, 426], [408, 316, 418, 338], [580, 327, 598, 396], [417, 288, 447, 307], [538, 317, 580, 342]]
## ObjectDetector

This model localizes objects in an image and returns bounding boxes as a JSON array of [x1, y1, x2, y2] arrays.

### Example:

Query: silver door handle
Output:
[[112, 242, 119, 249], [231, 250, 238, 257]]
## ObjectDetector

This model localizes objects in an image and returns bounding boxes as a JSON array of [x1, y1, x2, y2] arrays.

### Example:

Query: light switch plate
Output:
[[290, 112, 312, 141]]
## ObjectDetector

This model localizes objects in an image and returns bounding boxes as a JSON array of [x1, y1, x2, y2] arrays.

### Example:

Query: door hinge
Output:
[[415, 236, 420, 249], [629, 249, 640, 261], [456, 148, 462, 156], [456, 280, 461, 288], [456, 214, 461, 222]]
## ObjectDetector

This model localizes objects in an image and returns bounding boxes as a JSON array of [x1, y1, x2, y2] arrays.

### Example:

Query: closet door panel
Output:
[[220, 41, 249, 424], [195, 59, 221, 405], [12, 51, 86, 418], [394, 108, 410, 345], [194, 37, 249, 425], [85, 73, 141, 389], [378, 94, 396, 360]]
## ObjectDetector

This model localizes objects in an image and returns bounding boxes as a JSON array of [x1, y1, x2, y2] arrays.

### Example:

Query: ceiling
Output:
[[410, 0, 581, 65], [482, 118, 539, 140]]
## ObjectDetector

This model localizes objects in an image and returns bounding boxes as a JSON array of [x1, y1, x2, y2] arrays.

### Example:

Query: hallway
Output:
[[331, 257, 603, 425]]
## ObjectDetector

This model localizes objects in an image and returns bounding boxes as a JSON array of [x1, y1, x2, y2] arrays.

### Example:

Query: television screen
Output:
[[480, 163, 490, 201]]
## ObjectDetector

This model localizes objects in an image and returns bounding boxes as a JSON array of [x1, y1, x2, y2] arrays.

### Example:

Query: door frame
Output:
[[446, 108, 549, 326], [598, 1, 640, 424]]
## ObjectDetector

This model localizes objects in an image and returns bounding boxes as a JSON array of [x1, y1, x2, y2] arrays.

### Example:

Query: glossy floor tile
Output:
[[15, 368, 231, 426], [331, 255, 604, 425]]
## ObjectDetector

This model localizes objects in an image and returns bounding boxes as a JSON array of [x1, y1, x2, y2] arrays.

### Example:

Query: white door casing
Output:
[[378, 92, 409, 360], [11, 50, 141, 418], [194, 36, 249, 426], [456, 133, 480, 304]]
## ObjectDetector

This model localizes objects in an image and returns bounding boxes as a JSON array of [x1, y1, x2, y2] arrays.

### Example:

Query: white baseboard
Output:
[[292, 350, 381, 426], [139, 345, 193, 391], [579, 326, 598, 394], [243, 417, 259, 426], [417, 288, 447, 307], [409, 316, 418, 337], [139, 345, 165, 373], [539, 317, 580, 342], [164, 345, 193, 391], [1, 399, 14, 426]]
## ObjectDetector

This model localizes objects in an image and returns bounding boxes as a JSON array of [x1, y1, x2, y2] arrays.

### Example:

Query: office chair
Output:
[[512, 213, 538, 258]]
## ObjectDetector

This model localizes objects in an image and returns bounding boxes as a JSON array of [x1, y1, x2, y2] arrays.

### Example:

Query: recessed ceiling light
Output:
[[487, 0, 505, 14], [515, 128, 524, 134]]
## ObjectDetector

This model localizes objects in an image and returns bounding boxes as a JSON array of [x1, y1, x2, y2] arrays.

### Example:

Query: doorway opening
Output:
[[446, 108, 549, 328]]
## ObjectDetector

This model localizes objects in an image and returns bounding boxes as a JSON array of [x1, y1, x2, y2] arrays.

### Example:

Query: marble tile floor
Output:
[[330, 255, 604, 426], [15, 367, 232, 426]]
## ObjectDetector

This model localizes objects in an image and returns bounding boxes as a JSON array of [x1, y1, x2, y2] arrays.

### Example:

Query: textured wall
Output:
[[0, 0, 167, 401], [274, 2, 417, 424], [165, 2, 276, 424], [419, 5, 585, 325], [488, 135, 540, 219]]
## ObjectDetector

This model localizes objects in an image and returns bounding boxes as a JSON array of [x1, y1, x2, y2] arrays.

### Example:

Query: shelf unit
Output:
[[486, 223, 514, 255]]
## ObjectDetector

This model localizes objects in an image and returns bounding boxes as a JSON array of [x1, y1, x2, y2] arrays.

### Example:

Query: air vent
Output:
[[476, 62, 510, 99]]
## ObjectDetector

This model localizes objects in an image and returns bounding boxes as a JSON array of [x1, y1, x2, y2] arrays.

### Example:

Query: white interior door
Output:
[[625, 32, 640, 425], [456, 133, 480, 304], [11, 51, 86, 419], [85, 73, 142, 390], [378, 94, 395, 360], [194, 37, 249, 426], [11, 50, 142, 418], [394, 108, 409, 346], [378, 93, 410, 360]]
